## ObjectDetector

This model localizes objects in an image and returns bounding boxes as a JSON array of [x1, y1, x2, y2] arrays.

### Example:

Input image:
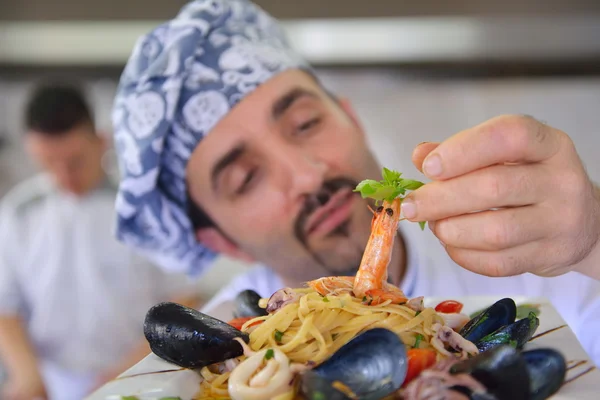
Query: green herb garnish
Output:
[[274, 329, 284, 343], [323, 296, 330, 302], [265, 349, 275, 360], [362, 296, 367, 302], [415, 310, 421, 316], [314, 392, 326, 400], [413, 333, 424, 348], [121, 397, 140, 400], [355, 167, 426, 229], [516, 304, 542, 320]]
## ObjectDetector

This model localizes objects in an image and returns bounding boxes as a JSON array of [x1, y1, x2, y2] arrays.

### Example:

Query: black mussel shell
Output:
[[233, 289, 268, 318], [522, 348, 567, 400], [451, 345, 530, 400], [300, 372, 353, 400], [144, 302, 249, 369], [476, 312, 540, 352], [301, 328, 408, 400], [460, 298, 517, 343]]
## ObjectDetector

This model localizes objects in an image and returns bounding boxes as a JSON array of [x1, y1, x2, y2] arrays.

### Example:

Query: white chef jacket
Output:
[[0, 174, 202, 400], [202, 217, 600, 366]]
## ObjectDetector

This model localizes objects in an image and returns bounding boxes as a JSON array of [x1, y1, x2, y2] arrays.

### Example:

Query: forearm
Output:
[[0, 316, 45, 385]]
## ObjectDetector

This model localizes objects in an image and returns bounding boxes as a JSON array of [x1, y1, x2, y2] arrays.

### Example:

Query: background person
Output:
[[0, 83, 204, 400]]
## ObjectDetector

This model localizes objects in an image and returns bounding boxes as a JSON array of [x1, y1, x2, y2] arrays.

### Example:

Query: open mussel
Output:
[[144, 302, 249, 369], [460, 298, 517, 343], [476, 311, 540, 352], [450, 345, 567, 400], [233, 289, 268, 318], [301, 328, 408, 400]]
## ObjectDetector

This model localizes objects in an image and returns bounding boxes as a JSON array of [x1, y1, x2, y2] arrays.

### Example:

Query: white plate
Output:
[[86, 296, 599, 400]]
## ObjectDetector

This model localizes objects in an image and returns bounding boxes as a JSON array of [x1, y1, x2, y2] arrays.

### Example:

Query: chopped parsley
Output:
[[313, 391, 326, 400], [274, 329, 284, 343], [265, 349, 275, 360], [415, 310, 421, 316], [323, 296, 330, 302], [413, 334, 424, 348], [362, 296, 367, 302], [121, 397, 139, 400]]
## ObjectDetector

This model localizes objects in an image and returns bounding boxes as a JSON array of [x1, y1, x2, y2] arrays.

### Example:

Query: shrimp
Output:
[[306, 198, 407, 306], [308, 276, 406, 304], [353, 197, 407, 305]]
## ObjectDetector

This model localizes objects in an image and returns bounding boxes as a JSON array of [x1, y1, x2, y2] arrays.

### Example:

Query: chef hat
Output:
[[111, 0, 311, 275]]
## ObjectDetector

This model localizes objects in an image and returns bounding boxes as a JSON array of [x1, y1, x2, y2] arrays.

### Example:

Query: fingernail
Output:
[[423, 153, 443, 177], [401, 198, 417, 219], [417, 141, 431, 147]]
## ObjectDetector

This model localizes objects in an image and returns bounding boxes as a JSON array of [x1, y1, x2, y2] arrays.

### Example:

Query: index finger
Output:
[[421, 115, 563, 180]]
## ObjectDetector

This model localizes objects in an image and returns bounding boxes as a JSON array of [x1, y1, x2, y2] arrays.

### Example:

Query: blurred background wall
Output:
[[1, 0, 600, 299]]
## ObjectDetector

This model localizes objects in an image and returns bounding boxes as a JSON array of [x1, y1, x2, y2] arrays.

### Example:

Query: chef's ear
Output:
[[196, 228, 255, 263]]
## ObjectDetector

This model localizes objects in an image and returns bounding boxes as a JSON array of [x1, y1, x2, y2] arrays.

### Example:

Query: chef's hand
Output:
[[2, 377, 47, 400], [401, 115, 600, 279]]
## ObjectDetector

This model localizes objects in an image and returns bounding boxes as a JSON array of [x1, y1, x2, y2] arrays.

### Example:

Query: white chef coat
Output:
[[202, 217, 600, 366], [0, 174, 202, 400]]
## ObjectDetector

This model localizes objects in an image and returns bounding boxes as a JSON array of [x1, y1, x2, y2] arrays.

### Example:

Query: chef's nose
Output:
[[274, 143, 327, 198]]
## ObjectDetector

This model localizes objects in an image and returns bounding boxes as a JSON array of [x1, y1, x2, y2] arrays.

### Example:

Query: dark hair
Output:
[[24, 83, 95, 136]]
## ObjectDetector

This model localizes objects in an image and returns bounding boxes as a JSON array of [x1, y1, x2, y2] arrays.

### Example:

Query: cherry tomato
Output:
[[403, 348, 437, 386], [435, 300, 463, 314], [227, 317, 263, 330]]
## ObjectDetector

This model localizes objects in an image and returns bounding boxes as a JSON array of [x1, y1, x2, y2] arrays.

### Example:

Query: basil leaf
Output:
[[382, 167, 401, 184], [401, 179, 425, 190]]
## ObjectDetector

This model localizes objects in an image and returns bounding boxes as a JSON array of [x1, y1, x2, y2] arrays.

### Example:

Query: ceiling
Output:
[[1, 0, 600, 70], [2, 0, 600, 21]]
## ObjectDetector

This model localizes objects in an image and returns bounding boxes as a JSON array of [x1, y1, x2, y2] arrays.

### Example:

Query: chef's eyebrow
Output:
[[271, 87, 318, 120], [210, 88, 318, 192], [210, 143, 246, 192]]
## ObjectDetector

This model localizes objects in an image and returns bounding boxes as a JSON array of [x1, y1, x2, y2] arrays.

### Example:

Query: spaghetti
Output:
[[196, 287, 447, 399]]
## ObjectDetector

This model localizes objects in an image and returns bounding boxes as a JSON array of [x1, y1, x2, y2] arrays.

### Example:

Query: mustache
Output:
[[294, 177, 360, 245]]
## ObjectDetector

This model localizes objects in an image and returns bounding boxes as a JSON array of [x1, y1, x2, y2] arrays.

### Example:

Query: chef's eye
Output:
[[235, 168, 257, 195], [295, 117, 321, 135]]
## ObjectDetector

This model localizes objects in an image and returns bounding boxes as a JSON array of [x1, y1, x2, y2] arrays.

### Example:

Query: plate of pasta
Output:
[[87, 169, 599, 400], [86, 294, 598, 400]]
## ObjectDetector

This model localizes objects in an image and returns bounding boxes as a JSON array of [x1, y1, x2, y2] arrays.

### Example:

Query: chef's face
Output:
[[26, 124, 106, 196], [186, 69, 382, 283]]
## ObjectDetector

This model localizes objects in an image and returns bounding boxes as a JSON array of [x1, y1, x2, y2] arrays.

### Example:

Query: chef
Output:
[[111, 0, 600, 366], [0, 83, 204, 400]]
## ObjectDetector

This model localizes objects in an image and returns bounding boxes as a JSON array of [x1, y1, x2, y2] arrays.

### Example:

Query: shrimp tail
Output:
[[364, 288, 408, 306]]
